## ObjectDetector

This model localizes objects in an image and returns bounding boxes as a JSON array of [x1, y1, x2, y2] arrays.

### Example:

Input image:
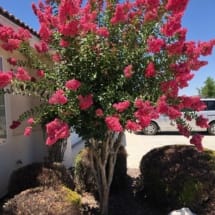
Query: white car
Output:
[[143, 98, 215, 135]]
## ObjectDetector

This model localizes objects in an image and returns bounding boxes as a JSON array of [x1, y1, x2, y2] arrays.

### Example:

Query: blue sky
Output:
[[0, 0, 215, 96]]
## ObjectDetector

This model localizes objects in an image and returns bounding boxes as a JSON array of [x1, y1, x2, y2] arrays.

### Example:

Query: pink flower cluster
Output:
[[125, 120, 141, 131], [10, 120, 21, 129], [0, 26, 31, 52], [113, 101, 130, 112], [46, 118, 70, 145], [7, 57, 17, 66], [190, 134, 204, 152], [123, 65, 133, 78], [147, 36, 165, 53], [161, 13, 182, 37], [49, 89, 68, 105], [24, 118, 36, 136], [177, 124, 190, 138], [145, 62, 156, 78], [78, 94, 93, 110], [111, 3, 130, 25], [16, 67, 31, 81], [0, 72, 12, 88], [95, 108, 104, 117], [134, 99, 158, 128], [165, 0, 189, 14], [196, 115, 209, 128], [65, 79, 81, 91], [37, 70, 45, 78], [105, 116, 123, 132], [34, 41, 49, 53]]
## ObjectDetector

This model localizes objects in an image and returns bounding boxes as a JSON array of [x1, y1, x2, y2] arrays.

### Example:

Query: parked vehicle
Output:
[[143, 98, 215, 135]]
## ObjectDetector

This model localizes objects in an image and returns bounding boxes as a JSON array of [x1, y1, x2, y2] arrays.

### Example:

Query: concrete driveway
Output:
[[125, 131, 215, 169]]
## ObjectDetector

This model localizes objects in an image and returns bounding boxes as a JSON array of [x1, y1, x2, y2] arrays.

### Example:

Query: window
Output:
[[206, 100, 215, 111], [0, 57, 6, 142]]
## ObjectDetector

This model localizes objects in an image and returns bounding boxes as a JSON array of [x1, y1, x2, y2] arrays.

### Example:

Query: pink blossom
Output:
[[156, 96, 168, 114], [58, 0, 80, 24], [177, 124, 190, 138], [196, 115, 209, 128], [161, 13, 182, 37], [190, 134, 204, 152], [167, 41, 184, 55], [24, 126, 32, 136], [111, 4, 128, 24], [105, 116, 123, 132], [147, 36, 165, 53], [124, 65, 133, 78], [96, 108, 104, 117], [113, 101, 130, 112], [0, 26, 15, 42], [17, 27, 31, 40], [125, 120, 141, 131], [167, 106, 181, 119], [52, 53, 62, 62], [1, 39, 21, 51], [165, 0, 189, 14], [97, 27, 110, 38], [161, 80, 179, 98], [7, 57, 17, 66], [180, 96, 206, 112], [198, 40, 215, 56], [145, 62, 156, 78], [65, 79, 81, 91], [78, 94, 93, 110], [138, 115, 151, 128], [34, 41, 49, 53], [145, 0, 160, 10], [189, 59, 208, 71], [27, 117, 35, 125], [144, 8, 158, 22], [16, 67, 31, 81], [49, 89, 68, 105], [0, 72, 12, 88], [60, 39, 69, 47], [58, 20, 79, 36], [10, 120, 21, 129], [37, 70, 45, 78], [39, 23, 52, 41], [45, 118, 69, 145]]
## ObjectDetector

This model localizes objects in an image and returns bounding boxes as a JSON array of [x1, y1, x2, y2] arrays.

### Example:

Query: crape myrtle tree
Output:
[[0, 0, 215, 214]]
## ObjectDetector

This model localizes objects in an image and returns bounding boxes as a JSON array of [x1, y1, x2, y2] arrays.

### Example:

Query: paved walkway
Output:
[[125, 131, 215, 169]]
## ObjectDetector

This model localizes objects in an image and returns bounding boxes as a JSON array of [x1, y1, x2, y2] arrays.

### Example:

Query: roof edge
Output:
[[0, 6, 39, 37]]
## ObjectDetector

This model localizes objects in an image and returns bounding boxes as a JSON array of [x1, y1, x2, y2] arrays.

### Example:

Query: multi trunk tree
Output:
[[0, 0, 215, 214]]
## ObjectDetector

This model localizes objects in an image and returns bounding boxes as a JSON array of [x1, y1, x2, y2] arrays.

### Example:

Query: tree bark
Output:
[[88, 131, 123, 215]]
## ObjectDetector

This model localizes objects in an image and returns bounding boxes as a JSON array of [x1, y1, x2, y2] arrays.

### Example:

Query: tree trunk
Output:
[[88, 131, 124, 215], [42, 127, 67, 162]]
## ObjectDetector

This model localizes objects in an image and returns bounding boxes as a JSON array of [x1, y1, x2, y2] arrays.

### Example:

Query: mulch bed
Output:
[[0, 168, 164, 215]]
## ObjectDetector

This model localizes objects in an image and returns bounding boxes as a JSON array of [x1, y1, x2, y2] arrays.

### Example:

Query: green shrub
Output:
[[137, 145, 215, 214], [8, 162, 75, 197], [2, 185, 81, 215], [74, 145, 127, 195]]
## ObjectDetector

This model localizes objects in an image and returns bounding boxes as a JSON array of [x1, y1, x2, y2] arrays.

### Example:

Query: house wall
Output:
[[0, 14, 47, 198], [0, 12, 84, 198]]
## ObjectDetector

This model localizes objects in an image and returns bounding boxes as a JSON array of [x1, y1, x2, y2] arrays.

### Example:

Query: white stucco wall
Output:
[[0, 11, 86, 198], [0, 13, 47, 198]]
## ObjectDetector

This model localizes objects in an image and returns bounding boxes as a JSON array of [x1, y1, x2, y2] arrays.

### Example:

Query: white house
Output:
[[0, 7, 84, 198]]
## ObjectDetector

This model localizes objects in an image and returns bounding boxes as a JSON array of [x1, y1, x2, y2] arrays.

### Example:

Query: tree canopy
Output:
[[1, 0, 215, 214], [198, 77, 215, 98]]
